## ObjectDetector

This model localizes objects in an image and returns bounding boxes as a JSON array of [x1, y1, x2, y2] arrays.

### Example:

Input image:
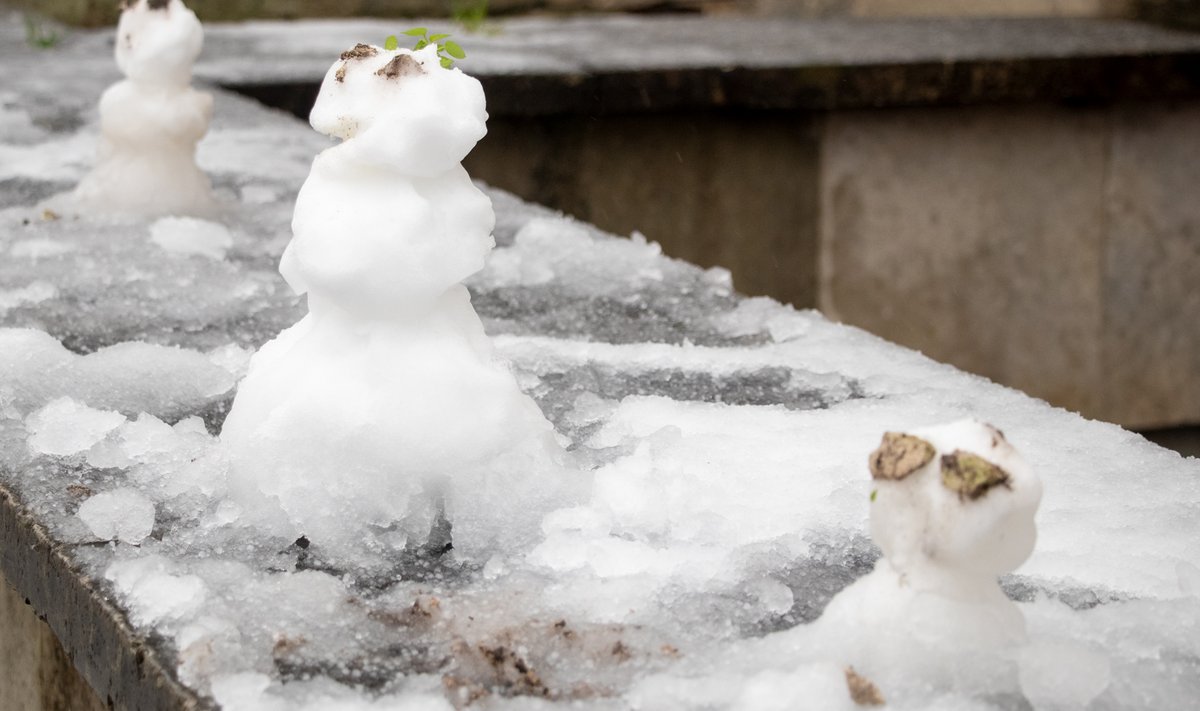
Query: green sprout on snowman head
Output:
[[385, 29, 466, 69]]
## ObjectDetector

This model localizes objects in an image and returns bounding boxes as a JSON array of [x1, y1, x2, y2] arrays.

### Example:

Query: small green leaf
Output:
[[414, 39, 429, 50], [443, 40, 466, 59], [870, 489, 878, 502], [441, 57, 454, 68], [383, 35, 399, 50], [403, 27, 428, 36], [429, 33, 450, 41]]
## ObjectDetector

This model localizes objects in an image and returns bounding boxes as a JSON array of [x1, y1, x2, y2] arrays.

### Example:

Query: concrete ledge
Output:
[[200, 16, 1200, 115], [1, 573, 106, 711], [0, 483, 207, 711]]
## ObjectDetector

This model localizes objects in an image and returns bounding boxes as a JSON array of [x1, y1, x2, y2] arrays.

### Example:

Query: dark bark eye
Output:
[[340, 43, 379, 61], [940, 450, 1011, 501], [376, 54, 425, 80], [869, 432, 935, 481]]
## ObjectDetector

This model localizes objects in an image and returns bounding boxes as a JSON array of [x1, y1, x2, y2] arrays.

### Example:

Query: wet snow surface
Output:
[[2, 14, 1200, 711]]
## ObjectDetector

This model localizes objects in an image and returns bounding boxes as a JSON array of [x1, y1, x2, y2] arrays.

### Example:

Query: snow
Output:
[[0, 11, 1199, 711], [150, 216, 233, 259], [9, 238, 76, 259], [77, 487, 156, 544], [0, 328, 237, 421], [1018, 639, 1111, 710], [106, 555, 208, 626], [0, 280, 57, 313], [25, 397, 125, 456], [481, 219, 665, 290]]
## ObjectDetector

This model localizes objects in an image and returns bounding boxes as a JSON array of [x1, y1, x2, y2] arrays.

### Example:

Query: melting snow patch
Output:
[[0, 328, 236, 420], [105, 555, 207, 627], [26, 397, 125, 456], [149, 216, 233, 260], [482, 217, 664, 289], [9, 239, 76, 260], [238, 183, 279, 204], [0, 281, 57, 314], [78, 487, 156, 544]]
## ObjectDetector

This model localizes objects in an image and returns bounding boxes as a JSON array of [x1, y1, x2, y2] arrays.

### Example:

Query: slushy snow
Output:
[[26, 397, 125, 456], [106, 555, 208, 626], [0, 328, 236, 421], [150, 216, 233, 259], [78, 487, 156, 544]]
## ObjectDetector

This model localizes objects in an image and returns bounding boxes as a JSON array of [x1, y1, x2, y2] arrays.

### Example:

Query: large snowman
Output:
[[72, 0, 215, 216], [221, 41, 568, 565]]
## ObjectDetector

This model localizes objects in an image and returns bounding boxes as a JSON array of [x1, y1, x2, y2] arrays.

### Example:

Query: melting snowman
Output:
[[814, 420, 1043, 696], [71, 0, 215, 216], [221, 40, 568, 565]]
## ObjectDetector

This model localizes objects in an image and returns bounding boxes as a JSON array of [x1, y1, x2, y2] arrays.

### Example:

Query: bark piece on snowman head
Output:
[[867, 419, 1041, 580], [309, 40, 484, 178], [115, 0, 204, 87]]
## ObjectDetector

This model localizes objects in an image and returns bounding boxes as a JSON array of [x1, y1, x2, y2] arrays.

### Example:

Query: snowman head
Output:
[[867, 420, 1042, 578], [309, 42, 487, 175], [114, 0, 204, 87]]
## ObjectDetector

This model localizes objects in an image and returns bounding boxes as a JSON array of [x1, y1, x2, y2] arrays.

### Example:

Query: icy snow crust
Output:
[[2, 14, 1199, 711]]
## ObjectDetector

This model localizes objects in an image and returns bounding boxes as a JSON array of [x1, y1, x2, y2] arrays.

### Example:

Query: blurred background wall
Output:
[[8, 0, 1176, 26]]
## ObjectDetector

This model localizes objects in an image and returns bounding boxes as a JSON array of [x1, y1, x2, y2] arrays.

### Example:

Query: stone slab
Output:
[[1, 571, 107, 711], [192, 16, 1200, 115], [2, 11, 1199, 710]]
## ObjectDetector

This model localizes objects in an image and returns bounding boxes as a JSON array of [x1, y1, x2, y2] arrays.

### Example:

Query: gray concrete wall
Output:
[[818, 101, 1200, 429], [1, 572, 106, 711], [466, 113, 821, 309]]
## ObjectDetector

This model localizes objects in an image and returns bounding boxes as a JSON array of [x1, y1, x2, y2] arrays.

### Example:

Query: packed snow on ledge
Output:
[[1, 12, 1199, 711]]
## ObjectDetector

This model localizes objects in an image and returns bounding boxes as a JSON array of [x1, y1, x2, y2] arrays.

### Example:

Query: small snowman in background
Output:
[[814, 420, 1045, 699], [71, 0, 215, 217], [221, 33, 569, 567]]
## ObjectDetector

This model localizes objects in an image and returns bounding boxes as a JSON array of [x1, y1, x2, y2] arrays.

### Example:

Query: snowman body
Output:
[[221, 44, 564, 563], [73, 0, 215, 217]]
